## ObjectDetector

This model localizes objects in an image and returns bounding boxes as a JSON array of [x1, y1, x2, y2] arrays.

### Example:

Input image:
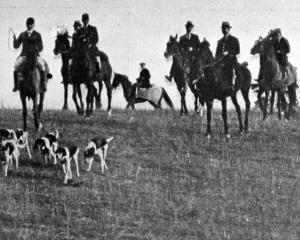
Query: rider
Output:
[[165, 21, 201, 82], [71, 20, 82, 54], [78, 13, 101, 73], [136, 63, 151, 88], [272, 28, 290, 79], [12, 17, 49, 92], [215, 21, 242, 92]]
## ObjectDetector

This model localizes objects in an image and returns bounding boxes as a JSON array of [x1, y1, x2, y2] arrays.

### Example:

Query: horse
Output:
[[54, 31, 113, 116], [53, 30, 71, 110], [250, 35, 297, 120], [193, 40, 251, 139], [164, 34, 204, 116], [112, 73, 174, 110], [18, 50, 50, 130]]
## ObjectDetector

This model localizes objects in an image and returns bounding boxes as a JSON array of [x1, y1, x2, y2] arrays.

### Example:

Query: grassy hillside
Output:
[[0, 108, 299, 240]]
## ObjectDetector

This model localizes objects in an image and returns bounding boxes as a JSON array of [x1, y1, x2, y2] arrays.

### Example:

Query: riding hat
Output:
[[82, 13, 89, 21], [140, 62, 146, 67], [273, 28, 281, 35], [26, 17, 35, 26], [73, 20, 82, 28], [221, 21, 232, 29], [185, 21, 194, 28]]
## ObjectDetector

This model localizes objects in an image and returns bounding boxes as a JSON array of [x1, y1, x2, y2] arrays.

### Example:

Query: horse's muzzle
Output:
[[164, 52, 170, 58]]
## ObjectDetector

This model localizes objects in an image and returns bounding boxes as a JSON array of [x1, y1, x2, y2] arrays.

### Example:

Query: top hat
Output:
[[82, 13, 89, 21]]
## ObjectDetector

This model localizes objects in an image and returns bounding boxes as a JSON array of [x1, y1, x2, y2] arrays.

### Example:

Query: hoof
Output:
[[226, 134, 231, 139], [205, 133, 212, 140], [62, 106, 69, 111], [37, 123, 43, 131], [108, 109, 112, 117]]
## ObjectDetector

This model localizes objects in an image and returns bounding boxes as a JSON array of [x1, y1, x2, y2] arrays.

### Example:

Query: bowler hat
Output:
[[185, 21, 194, 28], [221, 21, 232, 29], [73, 20, 82, 28], [26, 17, 35, 26]]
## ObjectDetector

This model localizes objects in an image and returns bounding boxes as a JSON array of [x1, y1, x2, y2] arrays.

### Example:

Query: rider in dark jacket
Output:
[[12, 17, 50, 92], [165, 21, 200, 82], [137, 63, 151, 88], [215, 21, 242, 92], [78, 13, 101, 73]]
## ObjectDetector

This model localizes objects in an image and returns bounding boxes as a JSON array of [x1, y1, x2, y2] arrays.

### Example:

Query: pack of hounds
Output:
[[0, 128, 113, 184]]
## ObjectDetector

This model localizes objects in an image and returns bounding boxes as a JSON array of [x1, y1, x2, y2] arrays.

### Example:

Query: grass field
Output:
[[0, 108, 299, 240]]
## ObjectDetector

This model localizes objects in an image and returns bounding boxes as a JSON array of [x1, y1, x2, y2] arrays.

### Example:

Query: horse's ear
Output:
[[175, 34, 178, 40]]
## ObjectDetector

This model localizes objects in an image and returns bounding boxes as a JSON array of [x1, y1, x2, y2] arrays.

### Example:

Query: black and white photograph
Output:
[[0, 0, 299, 239]]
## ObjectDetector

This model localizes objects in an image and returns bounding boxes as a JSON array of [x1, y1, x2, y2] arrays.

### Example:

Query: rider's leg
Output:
[[165, 61, 176, 81], [13, 57, 25, 92], [37, 57, 47, 92]]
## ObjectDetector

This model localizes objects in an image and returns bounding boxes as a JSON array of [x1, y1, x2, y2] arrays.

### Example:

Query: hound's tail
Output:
[[106, 137, 114, 143], [55, 129, 59, 139]]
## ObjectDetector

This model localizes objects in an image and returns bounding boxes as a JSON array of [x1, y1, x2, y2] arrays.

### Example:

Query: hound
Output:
[[0, 140, 19, 177], [56, 146, 80, 184], [33, 129, 59, 165], [0, 128, 31, 159], [84, 137, 113, 173]]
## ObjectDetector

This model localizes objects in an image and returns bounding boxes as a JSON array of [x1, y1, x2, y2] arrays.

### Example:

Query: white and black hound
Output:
[[56, 146, 80, 184], [34, 130, 59, 165], [0, 140, 19, 177], [84, 137, 113, 173], [0, 128, 31, 159]]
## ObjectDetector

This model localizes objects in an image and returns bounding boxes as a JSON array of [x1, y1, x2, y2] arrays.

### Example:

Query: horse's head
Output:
[[53, 30, 70, 55], [250, 36, 264, 55], [164, 34, 179, 58]]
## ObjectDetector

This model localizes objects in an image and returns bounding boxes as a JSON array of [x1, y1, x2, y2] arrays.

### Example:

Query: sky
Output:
[[0, 0, 300, 110]]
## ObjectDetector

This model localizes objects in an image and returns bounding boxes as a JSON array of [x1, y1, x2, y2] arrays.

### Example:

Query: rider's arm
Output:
[[13, 33, 23, 49], [283, 38, 290, 54], [36, 32, 43, 52], [89, 26, 99, 47], [215, 40, 222, 58], [229, 37, 240, 56]]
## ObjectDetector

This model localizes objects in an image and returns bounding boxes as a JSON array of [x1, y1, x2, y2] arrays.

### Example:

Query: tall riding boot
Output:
[[95, 62, 101, 74], [41, 71, 48, 92], [13, 71, 19, 92]]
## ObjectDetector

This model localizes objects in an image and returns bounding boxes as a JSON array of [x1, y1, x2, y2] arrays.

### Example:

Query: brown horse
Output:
[[54, 31, 113, 116], [250, 35, 297, 120], [164, 35, 204, 115], [18, 51, 50, 130], [194, 40, 251, 139]]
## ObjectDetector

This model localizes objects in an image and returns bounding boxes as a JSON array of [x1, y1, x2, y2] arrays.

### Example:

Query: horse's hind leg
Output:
[[32, 96, 39, 130], [231, 94, 243, 133], [262, 90, 269, 121], [241, 89, 251, 132], [205, 101, 213, 138], [20, 93, 28, 131], [86, 84, 94, 116], [287, 84, 296, 118], [72, 84, 84, 116]]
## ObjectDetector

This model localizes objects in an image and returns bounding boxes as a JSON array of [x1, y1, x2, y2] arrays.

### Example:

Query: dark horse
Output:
[[164, 35, 204, 115], [19, 51, 50, 130], [54, 30, 113, 116], [112, 73, 174, 109], [250, 36, 297, 120], [194, 40, 251, 139]]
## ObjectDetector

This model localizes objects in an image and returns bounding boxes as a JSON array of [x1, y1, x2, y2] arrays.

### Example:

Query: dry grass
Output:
[[0, 108, 299, 239]]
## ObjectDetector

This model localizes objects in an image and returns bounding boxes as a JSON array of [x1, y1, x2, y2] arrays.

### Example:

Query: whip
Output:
[[8, 27, 18, 52]]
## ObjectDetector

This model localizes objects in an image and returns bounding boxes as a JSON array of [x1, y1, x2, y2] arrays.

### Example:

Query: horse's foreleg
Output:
[[270, 90, 275, 114], [221, 98, 229, 138], [20, 94, 27, 131], [287, 84, 296, 118], [96, 81, 103, 109], [278, 91, 287, 120], [206, 101, 213, 138], [231, 94, 243, 133], [72, 84, 83, 116], [77, 85, 84, 112], [62, 81, 69, 110], [32, 97, 39, 130], [86, 84, 94, 116], [241, 90, 251, 132], [263, 90, 269, 121]]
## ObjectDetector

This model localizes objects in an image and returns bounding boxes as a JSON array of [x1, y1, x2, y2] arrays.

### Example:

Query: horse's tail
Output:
[[161, 88, 174, 109]]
